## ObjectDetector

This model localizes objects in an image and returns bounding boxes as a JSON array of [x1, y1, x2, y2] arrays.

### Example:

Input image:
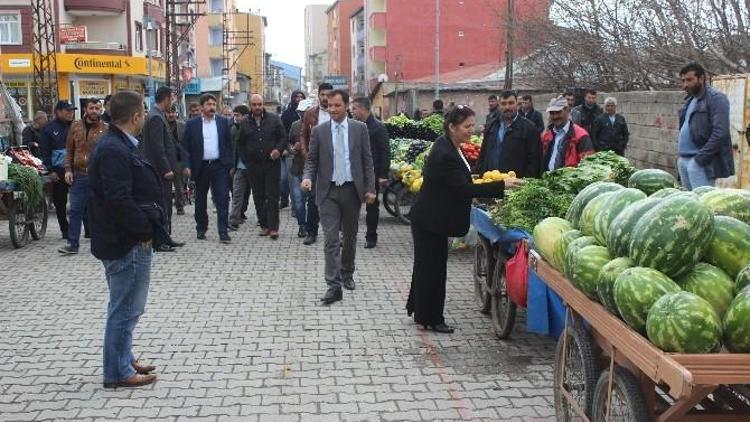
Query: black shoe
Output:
[[280, 202, 289, 209], [167, 240, 185, 247], [197, 231, 207, 240], [176, 209, 185, 215], [297, 228, 306, 238], [84, 232, 91, 239], [422, 323, 455, 334], [342, 278, 355, 291], [241, 214, 248, 220], [364, 239, 377, 249], [58, 245, 79, 255], [303, 234, 317, 245], [219, 233, 232, 244], [228, 223, 239, 232], [320, 288, 343, 305], [156, 244, 176, 253]]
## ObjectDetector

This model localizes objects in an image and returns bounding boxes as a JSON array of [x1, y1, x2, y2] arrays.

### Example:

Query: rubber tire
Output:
[[490, 255, 516, 339], [383, 180, 401, 218], [473, 239, 493, 315], [554, 322, 598, 420], [394, 186, 415, 225], [8, 196, 30, 249], [29, 199, 47, 240], [592, 366, 651, 422]]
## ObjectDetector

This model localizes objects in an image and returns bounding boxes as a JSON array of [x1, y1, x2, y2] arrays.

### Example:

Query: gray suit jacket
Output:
[[303, 118, 376, 206], [140, 108, 177, 178]]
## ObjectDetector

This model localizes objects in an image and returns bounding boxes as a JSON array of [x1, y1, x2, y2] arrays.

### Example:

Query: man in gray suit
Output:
[[302, 90, 376, 305]]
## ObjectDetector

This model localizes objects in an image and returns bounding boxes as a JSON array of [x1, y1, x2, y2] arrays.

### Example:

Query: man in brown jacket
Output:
[[299, 82, 333, 245], [59, 98, 108, 255]]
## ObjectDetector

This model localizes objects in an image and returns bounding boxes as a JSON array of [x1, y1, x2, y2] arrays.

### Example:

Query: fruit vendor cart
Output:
[[0, 178, 48, 248], [530, 253, 750, 421]]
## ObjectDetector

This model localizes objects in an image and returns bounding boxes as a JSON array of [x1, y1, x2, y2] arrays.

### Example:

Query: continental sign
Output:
[[1, 54, 165, 78]]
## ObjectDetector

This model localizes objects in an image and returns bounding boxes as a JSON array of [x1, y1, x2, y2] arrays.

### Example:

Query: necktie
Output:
[[333, 124, 347, 185]]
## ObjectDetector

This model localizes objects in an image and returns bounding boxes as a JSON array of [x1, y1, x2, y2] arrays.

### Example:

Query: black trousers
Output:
[[161, 179, 173, 233], [51, 176, 69, 238], [406, 223, 449, 326], [248, 160, 281, 231], [365, 184, 380, 241]]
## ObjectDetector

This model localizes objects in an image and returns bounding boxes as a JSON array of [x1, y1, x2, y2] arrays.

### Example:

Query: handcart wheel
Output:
[[28, 199, 48, 240], [473, 238, 493, 315], [383, 180, 401, 218], [490, 256, 516, 339], [592, 366, 651, 422], [554, 322, 598, 420], [8, 196, 30, 249], [394, 186, 416, 225]]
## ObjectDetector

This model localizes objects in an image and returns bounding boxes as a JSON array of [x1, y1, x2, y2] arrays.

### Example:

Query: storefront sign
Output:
[[114, 78, 129, 92], [8, 59, 31, 68], [323, 75, 348, 90], [78, 80, 109, 97], [59, 26, 87, 44], [0, 54, 33, 74], [56, 54, 166, 78], [184, 78, 201, 95]]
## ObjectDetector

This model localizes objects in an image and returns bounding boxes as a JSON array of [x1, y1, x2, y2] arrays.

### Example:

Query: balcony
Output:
[[64, 0, 126, 15]]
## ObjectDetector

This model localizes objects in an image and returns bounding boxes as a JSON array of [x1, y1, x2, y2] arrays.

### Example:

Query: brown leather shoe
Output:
[[132, 360, 156, 375], [258, 228, 270, 236], [103, 373, 157, 388]]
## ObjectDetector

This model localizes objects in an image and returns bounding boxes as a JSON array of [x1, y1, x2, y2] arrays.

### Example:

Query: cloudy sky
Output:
[[236, 0, 335, 68]]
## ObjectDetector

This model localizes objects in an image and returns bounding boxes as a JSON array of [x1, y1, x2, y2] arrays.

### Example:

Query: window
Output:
[[210, 58, 223, 77], [0, 13, 21, 45], [209, 27, 222, 46], [209, 0, 224, 12], [135, 22, 143, 51]]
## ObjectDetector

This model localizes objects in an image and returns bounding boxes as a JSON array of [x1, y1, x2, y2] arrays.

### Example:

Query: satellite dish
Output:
[[377, 73, 389, 83]]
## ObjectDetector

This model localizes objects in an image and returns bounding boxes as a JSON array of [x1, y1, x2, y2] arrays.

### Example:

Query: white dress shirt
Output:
[[331, 118, 353, 183], [549, 121, 570, 171], [318, 107, 331, 125], [202, 115, 220, 160]]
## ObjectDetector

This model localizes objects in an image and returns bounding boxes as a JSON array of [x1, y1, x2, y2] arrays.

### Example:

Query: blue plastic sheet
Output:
[[470, 207, 531, 255], [526, 269, 567, 339]]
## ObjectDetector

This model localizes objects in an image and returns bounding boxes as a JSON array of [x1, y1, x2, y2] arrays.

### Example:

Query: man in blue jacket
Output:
[[88, 91, 161, 388], [677, 62, 734, 190], [39, 100, 76, 239], [181, 94, 233, 243]]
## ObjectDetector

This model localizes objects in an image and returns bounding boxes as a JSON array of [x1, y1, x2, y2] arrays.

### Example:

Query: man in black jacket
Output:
[[351, 97, 390, 249], [591, 97, 629, 155], [239, 94, 287, 239], [40, 100, 76, 239], [519, 94, 545, 132], [22, 111, 47, 157], [572, 89, 603, 134], [140, 87, 182, 248], [477, 91, 541, 178], [88, 91, 160, 389]]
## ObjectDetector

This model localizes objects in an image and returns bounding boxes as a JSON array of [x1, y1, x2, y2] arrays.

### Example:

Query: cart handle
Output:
[[528, 247, 540, 271]]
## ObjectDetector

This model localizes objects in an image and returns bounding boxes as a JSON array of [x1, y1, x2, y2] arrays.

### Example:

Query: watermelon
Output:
[[592, 188, 647, 246], [579, 191, 616, 237], [627, 169, 679, 195], [565, 182, 623, 228], [646, 292, 722, 353], [675, 263, 734, 318], [650, 187, 681, 199], [564, 236, 599, 279], [614, 267, 681, 333], [553, 230, 583, 273], [533, 217, 573, 267], [570, 245, 611, 300], [703, 216, 750, 279], [699, 189, 750, 224], [629, 195, 714, 278], [606, 198, 660, 258], [597, 257, 633, 316], [736, 264, 750, 294], [724, 287, 750, 352], [693, 185, 717, 196]]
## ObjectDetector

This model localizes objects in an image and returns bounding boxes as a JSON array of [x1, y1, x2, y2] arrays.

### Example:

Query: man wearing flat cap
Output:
[[540, 96, 594, 173]]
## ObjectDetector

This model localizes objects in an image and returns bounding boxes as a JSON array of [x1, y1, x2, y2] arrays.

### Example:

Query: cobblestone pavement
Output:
[[0, 202, 556, 421]]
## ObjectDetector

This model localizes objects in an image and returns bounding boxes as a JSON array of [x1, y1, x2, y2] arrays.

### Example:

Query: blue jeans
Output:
[[102, 243, 153, 384], [279, 157, 290, 204], [290, 174, 306, 229], [678, 156, 715, 191], [67, 174, 89, 248]]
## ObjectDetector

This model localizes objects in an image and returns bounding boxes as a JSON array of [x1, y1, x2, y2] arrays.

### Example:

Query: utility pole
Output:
[[145, 16, 154, 110], [31, 0, 57, 113], [434, 0, 440, 100], [503, 0, 514, 90]]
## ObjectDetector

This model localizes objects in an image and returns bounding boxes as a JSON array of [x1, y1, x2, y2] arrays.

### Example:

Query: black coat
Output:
[[411, 135, 505, 237], [88, 125, 163, 260], [365, 114, 391, 180], [239, 111, 287, 164], [140, 108, 178, 178], [573, 103, 604, 133], [477, 114, 541, 178], [520, 108, 545, 132], [591, 113, 629, 155]]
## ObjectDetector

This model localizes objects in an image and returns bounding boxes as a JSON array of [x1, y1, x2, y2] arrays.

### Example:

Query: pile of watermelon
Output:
[[533, 171, 750, 354]]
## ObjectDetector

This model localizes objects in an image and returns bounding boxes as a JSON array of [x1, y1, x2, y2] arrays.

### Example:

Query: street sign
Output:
[[323, 75, 348, 90], [59, 26, 87, 44]]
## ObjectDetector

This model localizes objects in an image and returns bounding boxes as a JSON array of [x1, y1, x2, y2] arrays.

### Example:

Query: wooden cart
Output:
[[530, 252, 750, 421], [0, 179, 48, 248]]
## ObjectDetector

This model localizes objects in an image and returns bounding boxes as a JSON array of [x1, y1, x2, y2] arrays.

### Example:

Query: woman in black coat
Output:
[[406, 106, 521, 333]]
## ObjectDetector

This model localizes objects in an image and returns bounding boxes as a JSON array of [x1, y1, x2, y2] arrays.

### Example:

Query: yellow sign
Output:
[[57, 54, 140, 74], [0, 54, 33, 74], [78, 80, 109, 97]]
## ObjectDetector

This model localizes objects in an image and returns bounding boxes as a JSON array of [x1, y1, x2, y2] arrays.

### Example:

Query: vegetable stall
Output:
[[1, 148, 49, 248], [469, 151, 750, 420]]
